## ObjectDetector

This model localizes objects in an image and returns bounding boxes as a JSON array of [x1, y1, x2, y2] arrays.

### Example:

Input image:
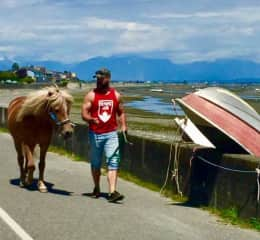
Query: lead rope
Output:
[[160, 99, 186, 196]]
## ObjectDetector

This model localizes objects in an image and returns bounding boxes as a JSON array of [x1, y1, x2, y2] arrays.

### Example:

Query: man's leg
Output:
[[105, 131, 124, 202], [107, 169, 118, 193], [89, 131, 103, 196], [91, 168, 101, 189]]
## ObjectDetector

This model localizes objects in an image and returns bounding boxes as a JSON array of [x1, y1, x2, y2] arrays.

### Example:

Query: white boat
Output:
[[150, 88, 164, 93]]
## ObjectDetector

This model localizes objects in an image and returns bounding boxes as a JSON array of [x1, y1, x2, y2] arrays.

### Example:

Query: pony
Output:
[[7, 85, 74, 192]]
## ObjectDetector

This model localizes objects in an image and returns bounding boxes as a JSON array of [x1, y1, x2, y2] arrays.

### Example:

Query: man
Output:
[[81, 68, 127, 203]]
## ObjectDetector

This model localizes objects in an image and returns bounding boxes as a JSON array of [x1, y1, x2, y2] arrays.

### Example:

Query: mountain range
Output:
[[1, 56, 260, 83]]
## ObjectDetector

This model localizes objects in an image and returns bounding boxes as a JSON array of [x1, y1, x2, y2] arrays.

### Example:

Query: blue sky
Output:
[[0, 0, 260, 63]]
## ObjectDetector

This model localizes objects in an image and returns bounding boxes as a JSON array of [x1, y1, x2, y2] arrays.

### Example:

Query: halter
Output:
[[49, 112, 74, 127]]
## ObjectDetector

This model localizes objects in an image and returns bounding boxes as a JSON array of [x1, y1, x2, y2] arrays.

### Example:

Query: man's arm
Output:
[[116, 91, 127, 132], [81, 91, 99, 124]]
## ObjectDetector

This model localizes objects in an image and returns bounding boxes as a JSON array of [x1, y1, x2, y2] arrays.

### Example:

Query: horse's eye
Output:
[[55, 109, 59, 113]]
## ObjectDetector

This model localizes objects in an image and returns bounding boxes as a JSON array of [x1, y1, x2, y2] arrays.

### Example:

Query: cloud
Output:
[[1, 0, 45, 8], [84, 17, 158, 31], [147, 6, 260, 23], [0, 1, 260, 63]]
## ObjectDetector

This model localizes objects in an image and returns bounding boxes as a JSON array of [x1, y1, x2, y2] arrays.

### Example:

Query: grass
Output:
[[48, 145, 83, 162], [128, 121, 177, 132], [125, 106, 174, 119], [0, 126, 8, 133], [119, 170, 186, 202], [205, 207, 260, 231]]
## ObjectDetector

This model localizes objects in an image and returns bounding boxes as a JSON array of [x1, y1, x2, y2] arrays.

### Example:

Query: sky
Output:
[[0, 0, 260, 63]]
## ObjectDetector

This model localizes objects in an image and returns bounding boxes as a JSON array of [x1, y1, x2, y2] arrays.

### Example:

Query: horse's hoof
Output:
[[19, 180, 26, 188], [25, 178, 33, 186], [25, 171, 34, 186], [38, 181, 48, 193]]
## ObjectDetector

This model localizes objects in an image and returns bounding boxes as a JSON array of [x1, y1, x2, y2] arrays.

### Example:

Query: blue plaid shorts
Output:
[[88, 130, 120, 170]]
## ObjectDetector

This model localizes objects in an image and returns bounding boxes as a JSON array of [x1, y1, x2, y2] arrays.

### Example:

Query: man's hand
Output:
[[90, 117, 100, 125], [121, 125, 127, 132], [115, 91, 128, 134]]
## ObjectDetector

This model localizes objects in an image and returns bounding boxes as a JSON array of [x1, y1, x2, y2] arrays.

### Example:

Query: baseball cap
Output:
[[93, 68, 111, 79]]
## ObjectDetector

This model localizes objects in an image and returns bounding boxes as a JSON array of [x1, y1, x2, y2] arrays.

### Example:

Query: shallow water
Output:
[[125, 96, 184, 116], [241, 95, 260, 101]]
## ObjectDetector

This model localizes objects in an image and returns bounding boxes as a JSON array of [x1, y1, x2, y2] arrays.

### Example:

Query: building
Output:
[[24, 66, 77, 83]]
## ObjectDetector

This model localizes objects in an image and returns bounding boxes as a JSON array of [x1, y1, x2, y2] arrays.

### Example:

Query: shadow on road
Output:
[[81, 192, 124, 204], [82, 192, 109, 199], [9, 178, 74, 196], [167, 201, 200, 208]]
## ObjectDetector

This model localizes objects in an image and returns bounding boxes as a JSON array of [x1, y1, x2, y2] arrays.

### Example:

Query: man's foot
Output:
[[91, 186, 100, 198], [108, 191, 124, 203]]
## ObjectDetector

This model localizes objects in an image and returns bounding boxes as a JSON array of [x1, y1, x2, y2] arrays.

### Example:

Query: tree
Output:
[[60, 79, 69, 87], [11, 62, 20, 72], [16, 68, 27, 78]]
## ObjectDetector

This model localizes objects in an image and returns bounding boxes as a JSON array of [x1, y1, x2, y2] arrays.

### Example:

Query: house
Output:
[[24, 66, 76, 83], [26, 70, 35, 79]]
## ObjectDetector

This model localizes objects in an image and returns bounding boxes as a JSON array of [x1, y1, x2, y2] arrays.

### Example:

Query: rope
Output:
[[159, 142, 174, 195], [160, 100, 186, 196], [197, 155, 260, 203], [197, 155, 256, 173], [256, 168, 260, 203], [171, 142, 183, 196]]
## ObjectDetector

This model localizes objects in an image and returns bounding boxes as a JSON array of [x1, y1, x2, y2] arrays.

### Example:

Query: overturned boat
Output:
[[176, 87, 260, 156]]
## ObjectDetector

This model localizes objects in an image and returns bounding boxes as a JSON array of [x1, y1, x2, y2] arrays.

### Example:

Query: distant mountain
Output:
[[1, 55, 260, 83], [0, 57, 14, 71], [72, 56, 260, 82], [72, 56, 175, 81]]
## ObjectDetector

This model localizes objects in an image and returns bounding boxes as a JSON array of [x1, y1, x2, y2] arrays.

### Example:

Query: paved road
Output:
[[0, 133, 259, 240]]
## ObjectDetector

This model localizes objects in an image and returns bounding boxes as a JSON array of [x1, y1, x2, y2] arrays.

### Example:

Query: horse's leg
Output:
[[23, 144, 35, 186], [38, 144, 48, 193], [14, 142, 25, 187]]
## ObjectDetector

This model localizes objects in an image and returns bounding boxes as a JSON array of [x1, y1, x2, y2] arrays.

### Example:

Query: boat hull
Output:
[[177, 94, 260, 156]]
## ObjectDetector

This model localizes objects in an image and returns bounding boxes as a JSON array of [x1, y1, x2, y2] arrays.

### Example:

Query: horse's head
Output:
[[46, 87, 74, 139], [16, 85, 74, 139]]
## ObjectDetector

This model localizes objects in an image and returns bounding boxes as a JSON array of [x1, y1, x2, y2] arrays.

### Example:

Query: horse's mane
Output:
[[16, 86, 73, 122]]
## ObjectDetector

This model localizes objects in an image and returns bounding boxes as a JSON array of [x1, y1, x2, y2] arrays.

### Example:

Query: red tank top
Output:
[[89, 88, 119, 134]]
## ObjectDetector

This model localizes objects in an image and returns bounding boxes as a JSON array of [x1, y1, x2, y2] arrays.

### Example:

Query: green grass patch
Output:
[[205, 207, 260, 231], [119, 170, 186, 202], [125, 106, 174, 119], [48, 145, 83, 162], [128, 121, 177, 132], [122, 95, 144, 103], [0, 126, 9, 133]]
